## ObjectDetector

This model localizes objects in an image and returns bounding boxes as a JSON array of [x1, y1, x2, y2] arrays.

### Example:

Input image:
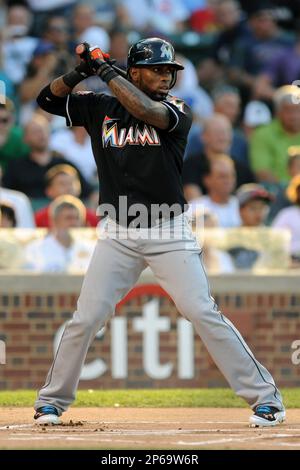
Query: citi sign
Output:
[[54, 294, 195, 381]]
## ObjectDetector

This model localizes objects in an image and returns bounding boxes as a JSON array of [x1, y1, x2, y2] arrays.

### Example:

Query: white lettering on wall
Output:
[[53, 300, 195, 381], [133, 299, 173, 379]]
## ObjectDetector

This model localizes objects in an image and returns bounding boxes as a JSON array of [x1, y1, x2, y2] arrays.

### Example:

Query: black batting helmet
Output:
[[127, 37, 184, 88]]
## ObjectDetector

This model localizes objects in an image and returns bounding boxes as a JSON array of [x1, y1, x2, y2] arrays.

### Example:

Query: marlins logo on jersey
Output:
[[102, 116, 161, 148]]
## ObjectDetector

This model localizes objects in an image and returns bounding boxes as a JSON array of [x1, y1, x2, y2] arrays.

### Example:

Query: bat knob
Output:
[[75, 43, 87, 56]]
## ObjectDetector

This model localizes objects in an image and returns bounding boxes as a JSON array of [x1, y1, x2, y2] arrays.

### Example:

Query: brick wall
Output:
[[0, 274, 300, 389]]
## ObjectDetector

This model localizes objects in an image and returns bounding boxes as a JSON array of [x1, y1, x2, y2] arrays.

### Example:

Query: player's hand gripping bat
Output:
[[75, 42, 128, 80]]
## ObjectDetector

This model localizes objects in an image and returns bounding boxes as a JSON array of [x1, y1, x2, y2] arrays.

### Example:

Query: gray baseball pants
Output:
[[35, 214, 284, 414]]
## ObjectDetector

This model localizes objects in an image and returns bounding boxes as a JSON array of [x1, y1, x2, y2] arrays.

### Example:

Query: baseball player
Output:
[[33, 38, 285, 427]]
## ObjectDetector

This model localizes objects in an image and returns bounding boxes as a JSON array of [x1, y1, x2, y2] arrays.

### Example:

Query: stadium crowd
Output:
[[0, 0, 300, 272]]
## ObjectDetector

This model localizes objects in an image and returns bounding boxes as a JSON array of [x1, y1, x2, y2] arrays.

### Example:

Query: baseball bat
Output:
[[75, 43, 128, 80]]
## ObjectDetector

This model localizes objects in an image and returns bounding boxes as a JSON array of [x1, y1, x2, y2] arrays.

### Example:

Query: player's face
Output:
[[131, 65, 176, 100]]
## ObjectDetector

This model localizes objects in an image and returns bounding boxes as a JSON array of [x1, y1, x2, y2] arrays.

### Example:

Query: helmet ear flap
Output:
[[169, 69, 177, 89]]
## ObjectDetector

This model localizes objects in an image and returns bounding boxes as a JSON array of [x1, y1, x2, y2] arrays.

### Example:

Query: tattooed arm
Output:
[[108, 76, 170, 130], [50, 77, 72, 97]]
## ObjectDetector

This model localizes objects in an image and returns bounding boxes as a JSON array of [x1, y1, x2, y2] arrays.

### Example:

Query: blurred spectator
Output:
[[72, 3, 110, 52], [183, 113, 254, 201], [213, 85, 241, 126], [196, 58, 225, 95], [189, 155, 241, 228], [250, 85, 300, 186], [268, 147, 300, 221], [229, 2, 294, 97], [0, 98, 29, 171], [194, 207, 235, 273], [120, 0, 190, 35], [35, 164, 98, 227], [196, 57, 226, 94], [25, 195, 95, 272], [212, 85, 249, 167], [172, 55, 213, 124], [0, 177, 35, 228], [237, 183, 273, 226], [27, 0, 77, 37], [213, 0, 250, 66], [2, 3, 38, 85], [2, 115, 92, 199], [41, 16, 75, 74], [272, 174, 300, 261], [50, 126, 96, 183], [227, 183, 276, 270], [19, 41, 58, 124], [255, 21, 300, 100], [87, 0, 121, 31], [243, 100, 272, 138], [186, 87, 249, 167], [188, 0, 217, 33], [0, 205, 23, 269], [0, 202, 17, 227], [108, 29, 129, 70]]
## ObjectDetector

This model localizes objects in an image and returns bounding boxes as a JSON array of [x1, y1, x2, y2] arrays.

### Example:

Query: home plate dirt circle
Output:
[[1, 408, 300, 450]]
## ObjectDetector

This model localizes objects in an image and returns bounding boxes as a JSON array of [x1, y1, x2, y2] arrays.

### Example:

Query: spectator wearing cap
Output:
[[272, 174, 300, 260], [250, 85, 300, 187], [0, 98, 29, 170], [2, 115, 92, 200], [189, 154, 241, 228], [268, 146, 300, 221], [237, 183, 273, 227], [35, 164, 98, 228], [243, 100, 272, 138], [24, 195, 95, 272], [227, 182, 273, 270]]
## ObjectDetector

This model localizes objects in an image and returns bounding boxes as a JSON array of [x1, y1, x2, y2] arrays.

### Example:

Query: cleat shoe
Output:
[[249, 405, 286, 427], [34, 405, 61, 425]]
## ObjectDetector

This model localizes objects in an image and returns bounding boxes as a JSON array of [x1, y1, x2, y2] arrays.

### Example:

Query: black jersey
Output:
[[44, 88, 192, 226]]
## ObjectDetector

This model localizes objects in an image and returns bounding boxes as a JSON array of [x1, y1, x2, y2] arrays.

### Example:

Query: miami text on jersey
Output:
[[102, 116, 161, 148]]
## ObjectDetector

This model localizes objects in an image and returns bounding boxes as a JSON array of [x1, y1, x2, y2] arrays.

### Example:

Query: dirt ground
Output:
[[0, 407, 300, 450]]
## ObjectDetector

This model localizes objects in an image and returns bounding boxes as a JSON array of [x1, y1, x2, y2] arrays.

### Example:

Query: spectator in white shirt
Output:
[[2, 4, 38, 85], [0, 167, 35, 228], [25, 195, 95, 272], [190, 154, 241, 228], [50, 127, 96, 183]]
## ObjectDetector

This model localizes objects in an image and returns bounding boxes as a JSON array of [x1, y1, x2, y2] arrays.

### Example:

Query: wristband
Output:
[[96, 62, 118, 84], [62, 69, 87, 88]]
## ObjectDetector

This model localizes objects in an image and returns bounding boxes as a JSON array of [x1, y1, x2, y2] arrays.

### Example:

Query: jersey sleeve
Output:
[[65, 91, 107, 128], [162, 97, 192, 135]]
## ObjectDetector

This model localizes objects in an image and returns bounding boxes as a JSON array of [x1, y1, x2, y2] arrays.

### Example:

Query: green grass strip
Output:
[[0, 389, 299, 408]]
